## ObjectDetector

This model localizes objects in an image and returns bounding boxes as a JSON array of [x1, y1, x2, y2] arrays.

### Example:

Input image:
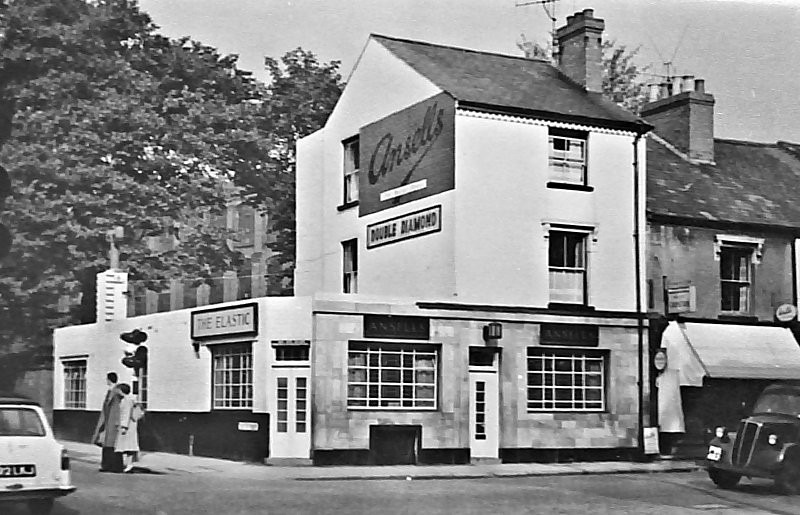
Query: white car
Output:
[[0, 396, 76, 514]]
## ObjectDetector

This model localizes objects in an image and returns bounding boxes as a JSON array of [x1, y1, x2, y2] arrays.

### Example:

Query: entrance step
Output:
[[471, 457, 501, 465], [265, 457, 314, 466]]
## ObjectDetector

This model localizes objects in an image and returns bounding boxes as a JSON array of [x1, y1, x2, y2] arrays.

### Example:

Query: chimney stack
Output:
[[555, 9, 605, 92], [641, 78, 715, 162]]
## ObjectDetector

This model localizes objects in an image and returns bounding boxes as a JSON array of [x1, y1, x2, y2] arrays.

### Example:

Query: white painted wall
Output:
[[295, 130, 325, 297], [453, 116, 642, 310], [294, 37, 646, 311], [53, 298, 313, 413], [294, 37, 445, 298]]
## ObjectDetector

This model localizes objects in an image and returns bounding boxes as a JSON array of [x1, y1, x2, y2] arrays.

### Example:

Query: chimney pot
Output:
[[556, 10, 605, 92], [694, 79, 705, 93], [648, 84, 660, 102], [642, 79, 715, 162]]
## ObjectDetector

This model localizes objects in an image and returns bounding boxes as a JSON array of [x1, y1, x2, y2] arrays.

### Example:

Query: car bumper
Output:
[[0, 486, 76, 502]]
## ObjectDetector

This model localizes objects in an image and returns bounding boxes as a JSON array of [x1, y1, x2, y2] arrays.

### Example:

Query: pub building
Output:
[[53, 10, 656, 464]]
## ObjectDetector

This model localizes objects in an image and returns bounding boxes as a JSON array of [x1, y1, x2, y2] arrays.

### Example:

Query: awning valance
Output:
[[662, 321, 800, 387]]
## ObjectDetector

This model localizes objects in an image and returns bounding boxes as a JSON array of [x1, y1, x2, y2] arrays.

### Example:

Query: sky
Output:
[[137, 0, 800, 143]]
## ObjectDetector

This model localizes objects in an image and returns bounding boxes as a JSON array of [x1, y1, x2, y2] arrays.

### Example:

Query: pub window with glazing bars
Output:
[[527, 348, 606, 411], [347, 342, 437, 409], [63, 359, 87, 409], [720, 245, 753, 313], [343, 137, 359, 204], [212, 343, 253, 409]]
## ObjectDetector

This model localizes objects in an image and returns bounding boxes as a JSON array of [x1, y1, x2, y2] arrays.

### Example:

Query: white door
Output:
[[270, 369, 310, 459], [469, 371, 499, 459]]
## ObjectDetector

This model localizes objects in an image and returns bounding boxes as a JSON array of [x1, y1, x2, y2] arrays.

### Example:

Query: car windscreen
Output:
[[752, 392, 800, 417], [0, 407, 46, 437]]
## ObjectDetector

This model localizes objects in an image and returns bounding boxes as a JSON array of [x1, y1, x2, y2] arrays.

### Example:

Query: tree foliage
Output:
[[0, 0, 342, 367], [517, 34, 648, 113]]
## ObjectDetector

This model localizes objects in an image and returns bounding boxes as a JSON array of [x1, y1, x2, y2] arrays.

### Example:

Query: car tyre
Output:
[[28, 498, 54, 515], [776, 459, 800, 495], [709, 468, 741, 489]]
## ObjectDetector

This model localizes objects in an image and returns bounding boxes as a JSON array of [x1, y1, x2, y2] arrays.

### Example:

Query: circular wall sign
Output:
[[653, 349, 668, 371], [776, 304, 798, 322]]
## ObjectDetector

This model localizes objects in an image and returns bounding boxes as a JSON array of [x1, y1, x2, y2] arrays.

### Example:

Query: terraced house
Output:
[[642, 80, 800, 457]]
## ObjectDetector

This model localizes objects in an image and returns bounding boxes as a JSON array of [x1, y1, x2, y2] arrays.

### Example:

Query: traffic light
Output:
[[120, 329, 148, 373], [0, 164, 10, 259]]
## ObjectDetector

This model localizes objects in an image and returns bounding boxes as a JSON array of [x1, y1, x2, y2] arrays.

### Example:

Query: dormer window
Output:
[[548, 129, 587, 186], [343, 136, 359, 206]]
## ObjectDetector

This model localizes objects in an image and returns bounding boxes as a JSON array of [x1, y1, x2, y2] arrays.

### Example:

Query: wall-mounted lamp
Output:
[[192, 341, 201, 355], [483, 322, 503, 342]]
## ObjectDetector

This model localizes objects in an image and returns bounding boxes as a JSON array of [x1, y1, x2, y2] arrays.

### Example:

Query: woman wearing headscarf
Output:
[[115, 383, 141, 473]]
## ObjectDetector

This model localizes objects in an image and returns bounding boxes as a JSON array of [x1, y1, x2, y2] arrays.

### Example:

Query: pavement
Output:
[[62, 440, 701, 480]]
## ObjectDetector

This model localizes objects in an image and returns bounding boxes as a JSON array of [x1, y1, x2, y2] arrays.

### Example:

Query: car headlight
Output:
[[768, 434, 779, 446], [715, 426, 728, 439]]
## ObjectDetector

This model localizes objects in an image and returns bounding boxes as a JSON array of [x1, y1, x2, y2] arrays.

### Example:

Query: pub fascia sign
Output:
[[363, 314, 430, 340], [191, 302, 258, 340], [358, 92, 455, 217], [366, 205, 442, 249], [540, 323, 599, 347]]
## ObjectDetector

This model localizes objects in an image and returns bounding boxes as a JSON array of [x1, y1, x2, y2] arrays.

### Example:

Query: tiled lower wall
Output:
[[312, 313, 646, 454]]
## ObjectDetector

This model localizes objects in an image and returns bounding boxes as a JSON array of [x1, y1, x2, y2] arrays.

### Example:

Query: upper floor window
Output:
[[548, 130, 587, 185], [548, 230, 587, 305], [343, 137, 359, 205], [342, 239, 358, 294], [720, 246, 753, 313]]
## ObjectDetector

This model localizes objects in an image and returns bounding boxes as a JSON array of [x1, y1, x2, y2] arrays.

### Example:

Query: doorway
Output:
[[469, 347, 499, 461]]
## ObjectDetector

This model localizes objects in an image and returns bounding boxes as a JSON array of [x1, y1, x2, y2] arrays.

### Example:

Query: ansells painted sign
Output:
[[359, 92, 455, 216]]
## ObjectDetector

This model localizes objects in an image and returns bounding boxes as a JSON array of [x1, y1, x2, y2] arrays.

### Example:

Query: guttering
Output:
[[633, 127, 648, 459], [457, 100, 651, 134]]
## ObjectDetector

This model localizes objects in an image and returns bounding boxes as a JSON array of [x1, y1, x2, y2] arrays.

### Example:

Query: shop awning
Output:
[[661, 321, 800, 387]]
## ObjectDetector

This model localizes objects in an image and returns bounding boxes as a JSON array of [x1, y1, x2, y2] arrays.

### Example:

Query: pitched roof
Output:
[[372, 35, 647, 132], [647, 137, 800, 228]]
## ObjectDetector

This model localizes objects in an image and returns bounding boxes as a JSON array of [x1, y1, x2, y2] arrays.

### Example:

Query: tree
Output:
[[260, 49, 343, 293], [0, 0, 342, 375], [517, 34, 648, 113]]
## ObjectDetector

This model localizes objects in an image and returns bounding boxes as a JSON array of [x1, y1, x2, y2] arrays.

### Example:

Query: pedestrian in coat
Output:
[[115, 383, 141, 473], [91, 372, 124, 472]]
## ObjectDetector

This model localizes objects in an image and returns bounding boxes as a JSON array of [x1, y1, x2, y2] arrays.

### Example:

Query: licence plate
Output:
[[707, 446, 722, 462], [0, 464, 36, 478]]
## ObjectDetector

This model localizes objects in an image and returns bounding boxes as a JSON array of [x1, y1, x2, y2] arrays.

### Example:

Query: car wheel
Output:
[[776, 460, 800, 495], [709, 468, 741, 489], [27, 498, 55, 515]]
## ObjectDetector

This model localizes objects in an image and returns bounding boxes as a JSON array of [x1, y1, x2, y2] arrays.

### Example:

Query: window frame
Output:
[[719, 244, 754, 314], [211, 342, 254, 410], [547, 129, 588, 187], [342, 239, 358, 294], [346, 341, 439, 411], [526, 347, 608, 412], [62, 358, 88, 410], [547, 228, 590, 306], [342, 136, 360, 207]]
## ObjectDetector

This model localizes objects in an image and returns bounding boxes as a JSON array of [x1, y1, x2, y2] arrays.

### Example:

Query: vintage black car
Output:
[[706, 384, 800, 494]]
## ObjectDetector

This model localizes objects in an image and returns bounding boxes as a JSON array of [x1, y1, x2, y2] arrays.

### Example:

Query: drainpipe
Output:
[[633, 130, 646, 459]]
